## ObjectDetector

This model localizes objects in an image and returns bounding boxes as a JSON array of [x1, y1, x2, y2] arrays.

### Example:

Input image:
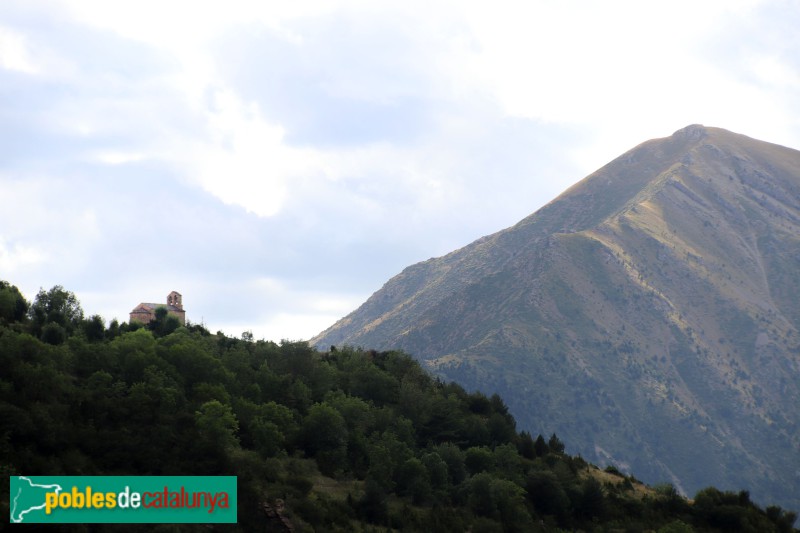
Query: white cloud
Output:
[[42, 0, 792, 220], [90, 151, 147, 165], [746, 53, 800, 90], [443, 0, 797, 173], [0, 237, 47, 274], [186, 89, 307, 216], [0, 26, 38, 73]]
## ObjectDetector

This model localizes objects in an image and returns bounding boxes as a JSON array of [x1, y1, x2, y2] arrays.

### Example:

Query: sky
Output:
[[2, 0, 799, 342]]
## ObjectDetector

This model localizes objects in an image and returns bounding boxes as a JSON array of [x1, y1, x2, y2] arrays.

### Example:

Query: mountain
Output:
[[313, 125, 800, 510]]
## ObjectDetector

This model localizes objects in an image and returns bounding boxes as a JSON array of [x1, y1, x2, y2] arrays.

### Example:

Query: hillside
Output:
[[312, 125, 800, 511], [0, 284, 797, 531]]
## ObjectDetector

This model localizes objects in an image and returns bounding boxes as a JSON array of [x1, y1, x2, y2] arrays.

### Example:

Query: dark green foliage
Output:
[[575, 476, 606, 521], [1, 283, 797, 532], [0, 280, 28, 323], [548, 432, 565, 454], [297, 402, 348, 476], [106, 318, 120, 339], [82, 314, 106, 342], [465, 446, 494, 474], [27, 285, 83, 338], [434, 442, 467, 486], [517, 430, 536, 459], [396, 457, 431, 503], [40, 322, 67, 345], [148, 306, 181, 337], [195, 399, 240, 451], [692, 486, 794, 533], [534, 433, 549, 457], [358, 477, 389, 525], [526, 469, 570, 520]]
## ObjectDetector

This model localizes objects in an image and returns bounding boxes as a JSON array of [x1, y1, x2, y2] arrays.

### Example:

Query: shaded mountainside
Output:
[[313, 125, 800, 510]]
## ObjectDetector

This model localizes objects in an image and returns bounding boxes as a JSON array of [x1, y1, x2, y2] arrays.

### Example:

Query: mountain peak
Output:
[[672, 123, 708, 140]]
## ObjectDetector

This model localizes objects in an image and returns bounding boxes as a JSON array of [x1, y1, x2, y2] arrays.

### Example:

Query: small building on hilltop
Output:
[[130, 291, 186, 325]]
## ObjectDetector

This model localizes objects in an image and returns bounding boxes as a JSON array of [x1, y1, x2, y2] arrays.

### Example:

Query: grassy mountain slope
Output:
[[312, 125, 800, 510]]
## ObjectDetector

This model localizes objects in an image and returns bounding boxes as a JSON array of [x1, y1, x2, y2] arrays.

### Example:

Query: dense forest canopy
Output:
[[1, 282, 797, 532]]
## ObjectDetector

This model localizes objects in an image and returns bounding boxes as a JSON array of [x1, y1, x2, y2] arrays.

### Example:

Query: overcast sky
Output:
[[2, 0, 799, 341]]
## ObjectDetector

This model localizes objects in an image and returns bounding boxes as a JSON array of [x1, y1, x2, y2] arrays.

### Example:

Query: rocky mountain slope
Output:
[[313, 125, 800, 510]]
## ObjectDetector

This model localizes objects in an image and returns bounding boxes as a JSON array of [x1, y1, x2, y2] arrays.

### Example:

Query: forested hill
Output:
[[1, 282, 797, 532]]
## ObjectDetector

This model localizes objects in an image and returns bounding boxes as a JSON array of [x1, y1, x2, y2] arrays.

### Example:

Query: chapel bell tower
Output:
[[167, 291, 183, 310]]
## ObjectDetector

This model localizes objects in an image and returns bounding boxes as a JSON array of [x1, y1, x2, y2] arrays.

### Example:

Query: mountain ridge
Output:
[[314, 124, 800, 349], [313, 125, 800, 509]]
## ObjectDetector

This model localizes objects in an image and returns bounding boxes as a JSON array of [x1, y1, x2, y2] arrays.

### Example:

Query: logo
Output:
[[9, 476, 237, 524]]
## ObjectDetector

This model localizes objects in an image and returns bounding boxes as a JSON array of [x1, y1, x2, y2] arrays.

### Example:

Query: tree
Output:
[[366, 441, 395, 490], [250, 417, 284, 458], [518, 430, 536, 459], [350, 365, 400, 405], [325, 391, 373, 433], [765, 505, 798, 533], [468, 392, 493, 415], [465, 446, 494, 475], [0, 281, 28, 323], [112, 328, 160, 384], [655, 482, 689, 514], [107, 318, 120, 340], [433, 442, 466, 485], [421, 452, 449, 493], [575, 477, 606, 522], [40, 322, 67, 345], [396, 458, 431, 504], [28, 285, 84, 337], [490, 478, 533, 532], [82, 314, 105, 342], [148, 306, 180, 337], [493, 443, 522, 482], [534, 434, 549, 457], [489, 393, 509, 416], [359, 478, 389, 525], [525, 470, 570, 520], [488, 412, 516, 445], [195, 400, 240, 451], [548, 433, 565, 454], [298, 403, 348, 476], [467, 472, 496, 517]]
